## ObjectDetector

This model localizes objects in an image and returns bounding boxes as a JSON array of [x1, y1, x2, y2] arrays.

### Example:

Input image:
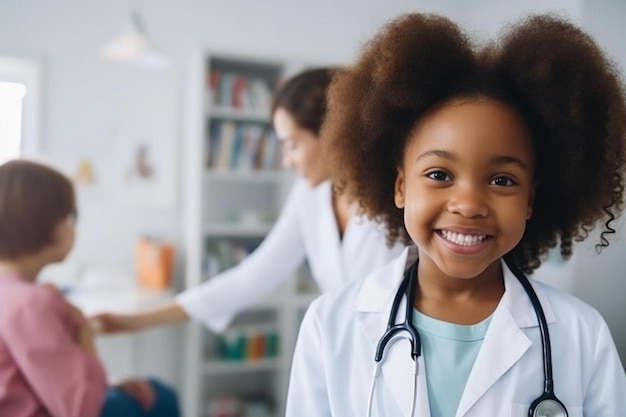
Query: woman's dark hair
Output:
[[0, 159, 75, 259], [271, 67, 340, 136], [323, 13, 626, 273]]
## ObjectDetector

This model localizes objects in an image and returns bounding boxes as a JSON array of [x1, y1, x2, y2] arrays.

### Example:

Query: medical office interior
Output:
[[1, 0, 625, 416]]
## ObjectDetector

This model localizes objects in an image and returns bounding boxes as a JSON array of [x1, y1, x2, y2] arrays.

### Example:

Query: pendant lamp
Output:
[[101, 9, 168, 68]]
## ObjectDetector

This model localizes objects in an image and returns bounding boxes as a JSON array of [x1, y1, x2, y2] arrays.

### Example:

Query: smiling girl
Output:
[[286, 13, 626, 417]]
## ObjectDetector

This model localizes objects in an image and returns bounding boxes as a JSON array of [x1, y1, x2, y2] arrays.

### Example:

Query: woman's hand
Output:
[[114, 378, 156, 410], [89, 302, 189, 334], [89, 313, 145, 334]]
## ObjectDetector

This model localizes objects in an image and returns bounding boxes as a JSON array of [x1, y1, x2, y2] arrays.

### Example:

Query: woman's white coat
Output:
[[286, 247, 626, 416]]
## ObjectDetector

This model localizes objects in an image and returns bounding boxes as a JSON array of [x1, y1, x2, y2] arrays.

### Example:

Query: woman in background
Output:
[[94, 67, 405, 334]]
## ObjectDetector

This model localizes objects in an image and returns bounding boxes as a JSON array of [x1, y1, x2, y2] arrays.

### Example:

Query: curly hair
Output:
[[322, 13, 626, 274]]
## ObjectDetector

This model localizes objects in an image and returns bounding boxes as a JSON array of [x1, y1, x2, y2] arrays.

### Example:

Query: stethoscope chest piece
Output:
[[530, 394, 568, 417]]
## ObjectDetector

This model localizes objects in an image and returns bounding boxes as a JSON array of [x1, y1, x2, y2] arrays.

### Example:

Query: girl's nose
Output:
[[447, 185, 489, 218]]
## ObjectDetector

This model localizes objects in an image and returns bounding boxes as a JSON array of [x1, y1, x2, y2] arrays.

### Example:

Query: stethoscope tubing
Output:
[[375, 262, 421, 362], [505, 257, 568, 416], [367, 338, 418, 417]]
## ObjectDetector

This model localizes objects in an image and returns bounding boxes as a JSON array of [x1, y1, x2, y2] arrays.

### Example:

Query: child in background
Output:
[[286, 13, 626, 416], [0, 159, 180, 417]]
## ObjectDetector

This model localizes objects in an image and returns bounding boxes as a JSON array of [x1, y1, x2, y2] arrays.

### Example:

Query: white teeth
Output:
[[440, 230, 487, 246]]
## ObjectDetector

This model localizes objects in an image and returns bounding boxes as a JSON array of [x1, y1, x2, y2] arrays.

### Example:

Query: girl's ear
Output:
[[394, 167, 406, 209]]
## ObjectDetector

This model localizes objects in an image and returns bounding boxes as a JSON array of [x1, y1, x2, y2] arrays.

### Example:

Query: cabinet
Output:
[[182, 52, 318, 417]]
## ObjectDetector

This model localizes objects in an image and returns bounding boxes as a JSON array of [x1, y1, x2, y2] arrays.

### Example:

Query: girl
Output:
[[0, 159, 179, 417], [93, 68, 404, 334], [286, 13, 626, 417]]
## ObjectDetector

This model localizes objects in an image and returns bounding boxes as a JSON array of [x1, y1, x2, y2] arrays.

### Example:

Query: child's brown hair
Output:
[[0, 159, 75, 259], [322, 13, 626, 273]]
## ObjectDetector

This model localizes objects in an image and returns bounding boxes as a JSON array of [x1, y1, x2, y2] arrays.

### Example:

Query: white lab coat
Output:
[[286, 247, 626, 417], [177, 179, 405, 332]]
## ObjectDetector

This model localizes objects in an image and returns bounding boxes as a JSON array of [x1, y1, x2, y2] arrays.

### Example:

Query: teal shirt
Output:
[[412, 309, 492, 417]]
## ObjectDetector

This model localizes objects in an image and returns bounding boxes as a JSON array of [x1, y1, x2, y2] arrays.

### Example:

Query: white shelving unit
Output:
[[182, 51, 318, 417]]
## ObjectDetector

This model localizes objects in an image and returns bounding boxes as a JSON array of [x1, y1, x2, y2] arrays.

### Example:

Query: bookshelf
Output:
[[182, 51, 317, 417]]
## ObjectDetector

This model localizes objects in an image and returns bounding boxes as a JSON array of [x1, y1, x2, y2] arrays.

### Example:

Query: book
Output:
[[236, 125, 264, 171], [261, 132, 279, 171], [215, 121, 236, 170]]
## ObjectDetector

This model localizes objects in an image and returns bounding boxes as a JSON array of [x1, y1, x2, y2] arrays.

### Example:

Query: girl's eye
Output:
[[426, 171, 451, 182], [490, 176, 516, 186]]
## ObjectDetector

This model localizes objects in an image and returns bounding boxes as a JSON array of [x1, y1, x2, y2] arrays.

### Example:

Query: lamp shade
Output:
[[101, 11, 168, 68]]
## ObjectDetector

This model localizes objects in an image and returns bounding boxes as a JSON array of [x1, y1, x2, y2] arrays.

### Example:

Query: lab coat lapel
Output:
[[455, 297, 531, 416], [355, 247, 429, 417], [455, 261, 556, 416]]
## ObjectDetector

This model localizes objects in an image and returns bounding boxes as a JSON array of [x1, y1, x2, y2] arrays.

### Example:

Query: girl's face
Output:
[[394, 98, 535, 281], [273, 107, 327, 187]]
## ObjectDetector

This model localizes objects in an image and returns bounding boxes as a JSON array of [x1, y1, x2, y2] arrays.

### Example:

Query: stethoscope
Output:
[[366, 258, 568, 417]]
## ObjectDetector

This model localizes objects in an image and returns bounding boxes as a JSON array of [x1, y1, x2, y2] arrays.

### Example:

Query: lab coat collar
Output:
[[352, 246, 416, 313], [353, 248, 557, 417]]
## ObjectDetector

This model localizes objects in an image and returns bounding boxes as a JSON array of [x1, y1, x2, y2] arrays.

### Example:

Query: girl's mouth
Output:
[[438, 230, 489, 246]]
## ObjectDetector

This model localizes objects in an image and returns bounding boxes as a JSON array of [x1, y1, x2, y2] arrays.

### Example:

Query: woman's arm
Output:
[[93, 301, 188, 333], [94, 180, 310, 334]]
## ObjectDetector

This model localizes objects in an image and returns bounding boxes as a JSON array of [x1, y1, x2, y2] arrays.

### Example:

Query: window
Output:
[[0, 82, 26, 164], [0, 56, 41, 163]]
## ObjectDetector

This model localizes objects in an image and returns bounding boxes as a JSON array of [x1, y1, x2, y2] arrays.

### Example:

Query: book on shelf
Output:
[[207, 120, 223, 168], [207, 70, 220, 103], [260, 131, 280, 171], [235, 125, 264, 171], [214, 121, 237, 170], [207, 69, 274, 113], [247, 79, 272, 112], [203, 240, 258, 278], [215, 324, 279, 362], [206, 396, 273, 417], [207, 121, 281, 172]]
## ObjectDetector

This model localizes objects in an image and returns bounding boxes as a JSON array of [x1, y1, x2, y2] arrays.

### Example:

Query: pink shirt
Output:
[[0, 273, 107, 417]]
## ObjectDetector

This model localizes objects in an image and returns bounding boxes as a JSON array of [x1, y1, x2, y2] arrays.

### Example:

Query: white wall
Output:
[[460, 0, 582, 36], [1, 0, 625, 375]]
